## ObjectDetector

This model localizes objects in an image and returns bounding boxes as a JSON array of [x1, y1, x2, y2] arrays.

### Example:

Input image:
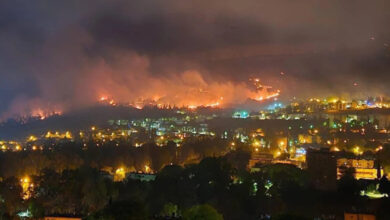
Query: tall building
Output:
[[306, 148, 337, 190]]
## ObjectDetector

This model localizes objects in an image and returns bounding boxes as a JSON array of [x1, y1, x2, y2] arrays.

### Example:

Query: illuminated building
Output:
[[232, 110, 249, 119], [277, 137, 288, 151], [248, 152, 273, 168], [351, 100, 358, 109], [44, 217, 81, 220], [298, 134, 320, 144], [337, 158, 383, 180], [344, 213, 375, 220], [335, 100, 346, 111], [45, 131, 73, 139]]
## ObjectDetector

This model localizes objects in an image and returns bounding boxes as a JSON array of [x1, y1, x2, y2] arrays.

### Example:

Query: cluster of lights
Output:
[[20, 176, 34, 200], [45, 131, 72, 139], [353, 146, 363, 155]]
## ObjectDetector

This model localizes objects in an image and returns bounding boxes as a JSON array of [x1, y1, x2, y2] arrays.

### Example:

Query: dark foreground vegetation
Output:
[[1, 141, 390, 219]]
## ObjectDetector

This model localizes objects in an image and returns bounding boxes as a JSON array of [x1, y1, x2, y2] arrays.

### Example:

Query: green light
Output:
[[17, 210, 32, 218], [233, 110, 249, 119], [253, 182, 258, 195]]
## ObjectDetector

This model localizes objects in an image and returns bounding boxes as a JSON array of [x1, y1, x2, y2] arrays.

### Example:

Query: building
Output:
[[337, 158, 383, 180], [344, 213, 375, 220], [306, 148, 337, 190], [127, 172, 156, 182], [298, 134, 321, 144], [248, 152, 273, 168], [232, 110, 249, 119], [44, 217, 81, 220]]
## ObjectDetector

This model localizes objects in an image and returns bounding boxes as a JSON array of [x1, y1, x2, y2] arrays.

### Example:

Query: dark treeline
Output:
[[1, 141, 390, 219], [1, 156, 390, 219], [0, 137, 229, 178]]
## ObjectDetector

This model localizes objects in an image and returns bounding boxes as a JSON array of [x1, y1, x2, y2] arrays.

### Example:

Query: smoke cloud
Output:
[[0, 0, 389, 119]]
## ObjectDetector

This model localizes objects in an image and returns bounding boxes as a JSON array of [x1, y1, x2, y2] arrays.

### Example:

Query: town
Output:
[[0, 96, 389, 219]]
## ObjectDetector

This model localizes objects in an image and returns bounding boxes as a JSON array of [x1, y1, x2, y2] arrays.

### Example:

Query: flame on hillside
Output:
[[97, 76, 280, 109]]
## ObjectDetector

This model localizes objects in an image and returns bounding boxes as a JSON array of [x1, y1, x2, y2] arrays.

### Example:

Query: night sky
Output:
[[1, 0, 390, 119]]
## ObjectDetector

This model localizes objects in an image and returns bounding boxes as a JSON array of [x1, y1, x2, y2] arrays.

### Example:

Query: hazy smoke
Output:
[[0, 0, 389, 119]]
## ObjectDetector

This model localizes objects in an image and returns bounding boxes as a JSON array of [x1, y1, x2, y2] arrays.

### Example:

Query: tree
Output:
[[337, 167, 360, 202], [26, 199, 44, 219], [273, 213, 310, 220], [224, 149, 250, 171], [378, 143, 390, 174], [183, 204, 223, 220], [260, 164, 309, 198], [190, 158, 233, 202], [150, 165, 196, 214], [378, 176, 390, 195], [0, 177, 23, 217], [87, 200, 148, 220], [160, 203, 180, 218], [79, 167, 116, 214]]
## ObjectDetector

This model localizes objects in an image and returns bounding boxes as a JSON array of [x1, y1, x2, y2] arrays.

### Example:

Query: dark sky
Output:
[[0, 0, 390, 118]]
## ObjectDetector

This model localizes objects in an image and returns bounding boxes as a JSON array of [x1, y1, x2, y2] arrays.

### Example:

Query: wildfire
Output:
[[255, 91, 280, 101], [30, 109, 62, 120], [205, 101, 221, 108], [184, 100, 222, 110], [99, 96, 117, 106], [1, 68, 282, 121], [250, 78, 281, 101], [96, 77, 280, 110], [99, 96, 108, 101]]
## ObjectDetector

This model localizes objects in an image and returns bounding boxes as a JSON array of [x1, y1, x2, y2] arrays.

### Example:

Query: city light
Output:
[[28, 135, 37, 142], [145, 165, 151, 173], [353, 146, 363, 155], [20, 176, 33, 200], [331, 146, 340, 152], [114, 167, 126, 182]]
